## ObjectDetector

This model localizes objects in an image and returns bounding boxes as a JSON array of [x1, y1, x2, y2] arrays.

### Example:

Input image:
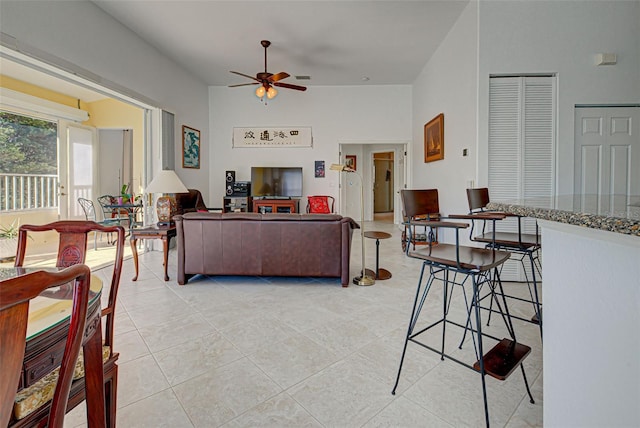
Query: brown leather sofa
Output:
[[175, 212, 359, 286]]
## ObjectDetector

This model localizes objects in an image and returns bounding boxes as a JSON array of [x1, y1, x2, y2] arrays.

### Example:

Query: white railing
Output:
[[0, 173, 59, 211]]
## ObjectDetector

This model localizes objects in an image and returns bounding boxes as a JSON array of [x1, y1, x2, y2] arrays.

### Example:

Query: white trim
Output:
[[0, 87, 88, 122]]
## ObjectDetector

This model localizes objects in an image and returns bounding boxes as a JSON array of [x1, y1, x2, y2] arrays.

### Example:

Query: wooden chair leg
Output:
[[83, 325, 106, 427], [104, 364, 117, 428]]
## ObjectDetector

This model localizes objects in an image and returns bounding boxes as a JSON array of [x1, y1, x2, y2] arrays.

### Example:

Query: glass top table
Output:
[[0, 267, 103, 340]]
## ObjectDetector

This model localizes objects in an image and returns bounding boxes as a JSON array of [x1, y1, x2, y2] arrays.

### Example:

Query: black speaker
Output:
[[226, 171, 235, 183], [225, 184, 234, 196]]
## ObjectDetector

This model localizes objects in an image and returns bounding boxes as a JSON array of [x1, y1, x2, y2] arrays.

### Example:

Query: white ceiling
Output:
[[1, 1, 469, 101], [91, 0, 469, 87]]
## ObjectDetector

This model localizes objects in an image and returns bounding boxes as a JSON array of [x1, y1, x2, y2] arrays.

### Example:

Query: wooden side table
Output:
[[130, 225, 177, 281], [364, 231, 392, 280]]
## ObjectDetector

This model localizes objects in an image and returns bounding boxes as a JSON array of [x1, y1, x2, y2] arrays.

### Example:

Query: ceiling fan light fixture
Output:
[[230, 40, 307, 100]]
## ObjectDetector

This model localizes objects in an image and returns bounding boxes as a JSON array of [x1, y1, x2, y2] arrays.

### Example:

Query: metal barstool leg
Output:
[[528, 250, 543, 340], [472, 274, 491, 428], [392, 262, 430, 395], [493, 271, 536, 405], [441, 268, 449, 359]]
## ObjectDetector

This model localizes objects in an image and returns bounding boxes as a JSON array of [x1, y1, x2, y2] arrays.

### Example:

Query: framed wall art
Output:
[[424, 113, 444, 163], [315, 160, 325, 178], [182, 125, 200, 169], [345, 155, 357, 171]]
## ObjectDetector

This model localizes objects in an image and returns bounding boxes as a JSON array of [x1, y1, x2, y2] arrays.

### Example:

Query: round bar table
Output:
[[364, 231, 392, 280]]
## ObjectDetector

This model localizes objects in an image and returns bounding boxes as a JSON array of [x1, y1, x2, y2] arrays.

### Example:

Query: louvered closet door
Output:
[[488, 76, 555, 281]]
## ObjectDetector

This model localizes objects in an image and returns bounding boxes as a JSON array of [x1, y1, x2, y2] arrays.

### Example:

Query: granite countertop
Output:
[[487, 196, 640, 237]]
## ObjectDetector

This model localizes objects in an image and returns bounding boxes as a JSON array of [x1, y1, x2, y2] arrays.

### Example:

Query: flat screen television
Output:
[[251, 167, 303, 198]]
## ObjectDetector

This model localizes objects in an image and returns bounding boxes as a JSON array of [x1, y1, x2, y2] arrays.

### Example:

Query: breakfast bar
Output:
[[488, 197, 640, 428]]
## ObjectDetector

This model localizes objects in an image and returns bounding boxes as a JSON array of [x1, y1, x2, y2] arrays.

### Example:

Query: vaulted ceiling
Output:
[[91, 0, 469, 87], [2, 1, 470, 101]]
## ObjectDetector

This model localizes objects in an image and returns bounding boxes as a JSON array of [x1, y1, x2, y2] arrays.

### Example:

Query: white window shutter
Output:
[[489, 75, 555, 280]]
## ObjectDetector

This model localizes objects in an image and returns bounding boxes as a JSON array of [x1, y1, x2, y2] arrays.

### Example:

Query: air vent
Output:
[[295, 76, 311, 80]]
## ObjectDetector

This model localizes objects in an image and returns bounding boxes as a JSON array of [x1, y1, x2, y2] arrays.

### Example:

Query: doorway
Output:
[[373, 152, 394, 223], [337, 142, 408, 224]]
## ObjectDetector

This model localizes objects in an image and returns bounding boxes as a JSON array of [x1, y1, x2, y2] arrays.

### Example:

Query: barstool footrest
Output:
[[473, 338, 531, 381], [531, 311, 541, 324]]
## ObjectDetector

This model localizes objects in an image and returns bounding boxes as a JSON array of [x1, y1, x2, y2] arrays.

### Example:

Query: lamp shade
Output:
[[145, 170, 188, 194], [330, 163, 354, 172]]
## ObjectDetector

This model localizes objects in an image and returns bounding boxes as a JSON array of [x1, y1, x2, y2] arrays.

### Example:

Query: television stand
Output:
[[253, 198, 298, 214]]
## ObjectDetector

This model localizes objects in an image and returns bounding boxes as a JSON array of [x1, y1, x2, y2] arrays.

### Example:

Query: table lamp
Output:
[[330, 163, 375, 286], [145, 169, 188, 226]]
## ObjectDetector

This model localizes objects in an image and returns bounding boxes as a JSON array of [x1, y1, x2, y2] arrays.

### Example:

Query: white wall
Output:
[[209, 85, 412, 215], [409, 2, 477, 214], [0, 0, 211, 199], [478, 0, 640, 196], [410, 1, 479, 233]]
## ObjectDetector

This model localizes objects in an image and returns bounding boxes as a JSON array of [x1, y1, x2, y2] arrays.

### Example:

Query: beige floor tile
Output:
[[288, 358, 395, 427], [248, 333, 340, 389], [154, 331, 243, 386], [219, 313, 298, 355], [173, 358, 282, 427], [118, 354, 171, 408], [137, 312, 218, 353], [362, 396, 452, 428], [222, 392, 322, 428], [116, 389, 194, 427]]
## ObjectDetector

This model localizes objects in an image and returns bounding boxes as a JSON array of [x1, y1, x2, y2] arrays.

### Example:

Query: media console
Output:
[[253, 198, 298, 213]]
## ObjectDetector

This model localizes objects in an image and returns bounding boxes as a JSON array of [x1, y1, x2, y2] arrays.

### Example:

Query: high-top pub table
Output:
[[364, 230, 392, 280]]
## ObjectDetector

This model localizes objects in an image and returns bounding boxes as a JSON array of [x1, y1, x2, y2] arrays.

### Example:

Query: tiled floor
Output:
[[65, 220, 543, 427]]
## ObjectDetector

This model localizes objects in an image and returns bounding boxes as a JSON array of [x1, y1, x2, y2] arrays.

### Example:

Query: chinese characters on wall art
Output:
[[182, 125, 200, 169], [424, 113, 444, 163], [232, 127, 312, 147]]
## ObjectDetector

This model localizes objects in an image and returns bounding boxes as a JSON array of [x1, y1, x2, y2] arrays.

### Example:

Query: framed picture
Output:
[[345, 155, 357, 171], [424, 113, 444, 163], [182, 125, 200, 169], [315, 160, 325, 178]]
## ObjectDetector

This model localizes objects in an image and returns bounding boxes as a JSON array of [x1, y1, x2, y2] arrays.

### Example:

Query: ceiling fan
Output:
[[229, 40, 307, 100]]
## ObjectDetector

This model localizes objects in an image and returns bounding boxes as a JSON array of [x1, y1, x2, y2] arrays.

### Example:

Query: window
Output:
[[0, 111, 59, 211]]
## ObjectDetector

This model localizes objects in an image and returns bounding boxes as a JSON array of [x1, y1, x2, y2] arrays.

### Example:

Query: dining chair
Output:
[[77, 198, 116, 249], [175, 188, 222, 214], [464, 188, 542, 336], [97, 195, 127, 226], [0, 264, 105, 428], [306, 195, 335, 213], [12, 221, 124, 427], [393, 189, 535, 427]]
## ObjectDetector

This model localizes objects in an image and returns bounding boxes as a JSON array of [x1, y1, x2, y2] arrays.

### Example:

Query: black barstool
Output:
[[393, 190, 535, 428], [465, 188, 542, 338]]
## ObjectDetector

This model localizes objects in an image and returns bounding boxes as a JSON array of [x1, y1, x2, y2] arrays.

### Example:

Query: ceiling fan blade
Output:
[[269, 72, 290, 82], [228, 82, 259, 88], [273, 81, 307, 91], [230, 71, 259, 81]]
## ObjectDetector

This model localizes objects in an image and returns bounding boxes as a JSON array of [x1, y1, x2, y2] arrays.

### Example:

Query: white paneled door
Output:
[[574, 107, 640, 216], [59, 122, 97, 220]]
